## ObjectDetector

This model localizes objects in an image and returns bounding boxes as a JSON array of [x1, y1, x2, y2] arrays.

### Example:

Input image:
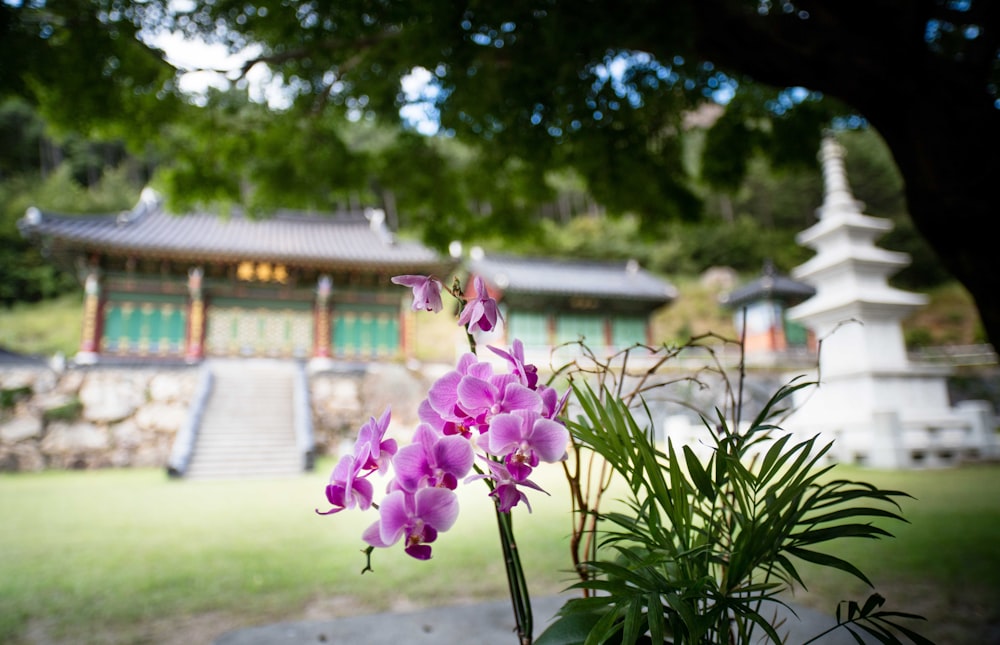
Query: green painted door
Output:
[[101, 298, 187, 357], [331, 305, 400, 359]]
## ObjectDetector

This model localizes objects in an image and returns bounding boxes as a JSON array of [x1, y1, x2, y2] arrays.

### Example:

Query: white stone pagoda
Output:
[[784, 134, 994, 468]]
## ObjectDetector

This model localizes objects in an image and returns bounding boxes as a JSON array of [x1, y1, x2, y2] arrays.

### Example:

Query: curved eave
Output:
[[40, 238, 453, 273]]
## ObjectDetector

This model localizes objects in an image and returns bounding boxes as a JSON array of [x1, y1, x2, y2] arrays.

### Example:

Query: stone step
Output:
[[190, 437, 298, 451], [184, 358, 303, 480]]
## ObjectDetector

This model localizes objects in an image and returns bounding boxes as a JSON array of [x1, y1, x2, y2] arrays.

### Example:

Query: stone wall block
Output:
[[148, 372, 196, 403], [111, 418, 144, 448], [134, 401, 187, 434], [359, 364, 426, 426], [56, 370, 85, 395], [40, 421, 111, 468], [30, 370, 58, 394], [132, 436, 171, 468], [30, 392, 79, 419], [0, 370, 35, 391], [311, 375, 365, 455], [0, 414, 44, 444], [0, 442, 46, 471], [79, 372, 148, 423]]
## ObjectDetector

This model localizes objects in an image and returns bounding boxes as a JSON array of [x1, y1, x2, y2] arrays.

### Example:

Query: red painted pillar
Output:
[[185, 267, 205, 363], [76, 269, 102, 364], [313, 275, 333, 360]]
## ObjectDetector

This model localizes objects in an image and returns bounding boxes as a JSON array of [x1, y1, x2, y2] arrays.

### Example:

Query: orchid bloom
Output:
[[457, 375, 542, 434], [488, 340, 539, 390], [466, 458, 548, 513], [392, 424, 475, 492], [316, 454, 375, 515], [362, 487, 460, 560], [458, 276, 501, 333], [538, 384, 571, 420], [487, 410, 570, 481], [391, 275, 444, 313], [425, 354, 494, 436], [417, 398, 464, 437], [354, 408, 397, 474]]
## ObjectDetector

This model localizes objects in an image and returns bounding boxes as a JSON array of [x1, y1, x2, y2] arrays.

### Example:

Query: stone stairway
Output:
[[184, 359, 303, 480]]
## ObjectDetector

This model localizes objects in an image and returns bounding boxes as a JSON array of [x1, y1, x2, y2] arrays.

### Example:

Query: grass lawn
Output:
[[1, 459, 998, 644], [0, 459, 578, 645], [0, 293, 84, 359], [789, 463, 1000, 644]]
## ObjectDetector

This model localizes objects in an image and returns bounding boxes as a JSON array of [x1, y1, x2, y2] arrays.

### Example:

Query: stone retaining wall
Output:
[[0, 366, 199, 472], [0, 362, 435, 473]]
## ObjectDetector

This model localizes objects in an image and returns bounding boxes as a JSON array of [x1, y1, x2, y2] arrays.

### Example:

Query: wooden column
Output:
[[309, 276, 337, 371], [76, 269, 102, 364], [185, 267, 205, 363], [313, 275, 333, 360]]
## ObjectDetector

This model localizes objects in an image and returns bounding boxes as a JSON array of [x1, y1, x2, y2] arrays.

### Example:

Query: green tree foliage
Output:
[[0, 0, 180, 142], [132, 0, 996, 347], [4, 1, 995, 344], [0, 165, 140, 307], [0, 98, 45, 179]]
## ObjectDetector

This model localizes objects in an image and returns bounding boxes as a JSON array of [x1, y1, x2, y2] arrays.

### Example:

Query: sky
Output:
[[150, 31, 440, 134], [149, 31, 288, 108]]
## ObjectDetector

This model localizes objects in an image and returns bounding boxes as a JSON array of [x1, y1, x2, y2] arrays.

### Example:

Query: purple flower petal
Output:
[[457, 376, 497, 412], [390, 275, 427, 287], [415, 487, 460, 533], [405, 543, 433, 560], [427, 371, 463, 418], [486, 413, 524, 456], [500, 383, 542, 414], [392, 443, 431, 493], [391, 275, 444, 313], [528, 418, 570, 463], [434, 435, 474, 478], [362, 520, 390, 547], [377, 490, 411, 546]]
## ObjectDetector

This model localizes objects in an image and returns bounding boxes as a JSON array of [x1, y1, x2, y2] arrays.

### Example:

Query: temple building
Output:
[[464, 252, 677, 362], [17, 188, 454, 366]]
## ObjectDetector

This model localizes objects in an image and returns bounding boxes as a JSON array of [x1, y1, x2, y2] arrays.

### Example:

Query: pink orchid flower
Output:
[[392, 424, 475, 492], [362, 487, 460, 560], [391, 275, 444, 313], [425, 354, 494, 435], [457, 375, 543, 433], [486, 410, 570, 481], [488, 340, 539, 390], [316, 454, 374, 515], [458, 276, 501, 332], [354, 408, 397, 474], [466, 458, 548, 513]]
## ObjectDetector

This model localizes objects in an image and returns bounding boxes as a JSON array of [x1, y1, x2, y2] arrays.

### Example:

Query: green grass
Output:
[[0, 459, 578, 645], [789, 463, 1000, 644], [1, 461, 998, 644], [0, 292, 83, 358]]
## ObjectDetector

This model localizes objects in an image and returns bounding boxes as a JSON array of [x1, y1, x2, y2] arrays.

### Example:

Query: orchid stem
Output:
[[495, 506, 532, 644]]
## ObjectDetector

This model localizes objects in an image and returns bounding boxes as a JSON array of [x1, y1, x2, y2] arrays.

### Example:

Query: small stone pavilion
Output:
[[465, 253, 677, 362], [18, 188, 454, 366], [719, 260, 816, 366]]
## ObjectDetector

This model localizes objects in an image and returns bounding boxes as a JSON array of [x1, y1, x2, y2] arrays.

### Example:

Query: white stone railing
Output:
[[909, 343, 998, 367]]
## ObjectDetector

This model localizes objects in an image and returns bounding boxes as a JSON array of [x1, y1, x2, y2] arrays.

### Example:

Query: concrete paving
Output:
[[214, 594, 876, 644]]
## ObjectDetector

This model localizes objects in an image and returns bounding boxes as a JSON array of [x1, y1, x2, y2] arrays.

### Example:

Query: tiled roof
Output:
[[467, 255, 677, 304], [720, 262, 816, 308], [17, 189, 449, 272]]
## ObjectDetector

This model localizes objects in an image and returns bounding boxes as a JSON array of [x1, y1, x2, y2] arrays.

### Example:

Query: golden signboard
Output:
[[236, 261, 288, 284]]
